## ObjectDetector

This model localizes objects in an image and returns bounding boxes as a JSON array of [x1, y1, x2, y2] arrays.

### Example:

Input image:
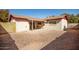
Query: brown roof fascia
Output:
[[43, 15, 68, 21], [10, 14, 44, 22]]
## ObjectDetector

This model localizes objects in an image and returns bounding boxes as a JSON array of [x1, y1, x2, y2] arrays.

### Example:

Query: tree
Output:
[[76, 14, 79, 23], [76, 14, 79, 17], [47, 15, 55, 18], [60, 13, 71, 16], [69, 14, 79, 23], [46, 13, 79, 23], [0, 9, 9, 22]]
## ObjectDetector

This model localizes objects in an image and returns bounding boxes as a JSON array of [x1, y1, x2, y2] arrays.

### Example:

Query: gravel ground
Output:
[[0, 28, 79, 50], [0, 29, 65, 50]]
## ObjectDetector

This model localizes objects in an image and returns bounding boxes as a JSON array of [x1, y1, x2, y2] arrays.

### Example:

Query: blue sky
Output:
[[9, 9, 79, 18]]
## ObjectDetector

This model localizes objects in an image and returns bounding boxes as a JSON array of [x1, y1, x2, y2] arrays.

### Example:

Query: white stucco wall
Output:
[[61, 19, 67, 30], [11, 19, 16, 22], [16, 22, 30, 32], [11, 18, 30, 32], [42, 20, 61, 30], [42, 19, 67, 30]]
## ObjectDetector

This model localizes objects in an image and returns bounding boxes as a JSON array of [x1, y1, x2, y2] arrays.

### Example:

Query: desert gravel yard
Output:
[[0, 29, 79, 50], [0, 29, 65, 50]]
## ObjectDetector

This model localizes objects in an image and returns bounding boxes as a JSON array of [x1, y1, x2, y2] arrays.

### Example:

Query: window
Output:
[[49, 20, 56, 24]]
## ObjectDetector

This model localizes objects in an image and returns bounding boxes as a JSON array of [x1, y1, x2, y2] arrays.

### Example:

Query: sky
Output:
[[9, 9, 79, 18]]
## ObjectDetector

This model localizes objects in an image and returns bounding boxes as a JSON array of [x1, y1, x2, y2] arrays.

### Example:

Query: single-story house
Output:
[[9, 15, 44, 32], [42, 15, 68, 30], [9, 15, 68, 32]]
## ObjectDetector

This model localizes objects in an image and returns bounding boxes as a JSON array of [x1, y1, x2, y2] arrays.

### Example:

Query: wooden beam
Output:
[[35, 22, 37, 29], [32, 20, 33, 30]]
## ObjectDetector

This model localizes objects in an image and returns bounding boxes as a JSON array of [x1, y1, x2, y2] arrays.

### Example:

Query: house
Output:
[[9, 15, 68, 32], [9, 15, 44, 32], [42, 15, 68, 30]]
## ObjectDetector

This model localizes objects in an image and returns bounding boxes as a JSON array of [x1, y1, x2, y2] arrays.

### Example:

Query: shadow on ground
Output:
[[41, 24, 79, 50], [0, 24, 18, 50]]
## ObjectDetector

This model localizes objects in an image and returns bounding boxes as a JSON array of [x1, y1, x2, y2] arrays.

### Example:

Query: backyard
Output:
[[0, 27, 79, 50], [0, 29, 65, 50]]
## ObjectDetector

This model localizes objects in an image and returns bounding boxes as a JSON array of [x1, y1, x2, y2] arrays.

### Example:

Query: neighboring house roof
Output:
[[10, 15, 44, 22], [42, 15, 68, 21]]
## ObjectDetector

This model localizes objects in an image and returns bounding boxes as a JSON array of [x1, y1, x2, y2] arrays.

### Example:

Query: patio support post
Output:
[[35, 22, 37, 29], [32, 20, 33, 30], [8, 10, 10, 22]]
